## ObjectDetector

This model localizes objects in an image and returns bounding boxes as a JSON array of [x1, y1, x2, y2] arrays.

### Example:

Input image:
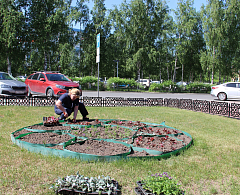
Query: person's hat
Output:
[[69, 88, 80, 98]]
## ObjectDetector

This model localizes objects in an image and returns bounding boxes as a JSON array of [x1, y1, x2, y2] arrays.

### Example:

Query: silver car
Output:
[[0, 72, 28, 97], [210, 82, 240, 101]]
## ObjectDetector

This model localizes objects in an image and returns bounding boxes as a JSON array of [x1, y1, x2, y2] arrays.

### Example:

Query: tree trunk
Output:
[[7, 56, 11, 75], [173, 33, 180, 82], [159, 64, 162, 83], [219, 71, 221, 84], [167, 65, 169, 80], [211, 46, 215, 84], [173, 52, 177, 82], [181, 64, 184, 83], [44, 51, 48, 71], [48, 53, 51, 71]]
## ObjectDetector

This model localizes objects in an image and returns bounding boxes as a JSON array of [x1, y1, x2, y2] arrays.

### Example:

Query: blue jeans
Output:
[[54, 102, 88, 119]]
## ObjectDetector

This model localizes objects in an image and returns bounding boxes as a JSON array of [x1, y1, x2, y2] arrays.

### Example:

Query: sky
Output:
[[72, 0, 207, 12]]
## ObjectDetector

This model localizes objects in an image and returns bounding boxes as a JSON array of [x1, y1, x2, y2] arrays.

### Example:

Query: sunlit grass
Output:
[[0, 106, 240, 194]]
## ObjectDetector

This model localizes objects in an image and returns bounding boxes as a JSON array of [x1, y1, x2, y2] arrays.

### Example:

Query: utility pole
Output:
[[113, 60, 119, 77]]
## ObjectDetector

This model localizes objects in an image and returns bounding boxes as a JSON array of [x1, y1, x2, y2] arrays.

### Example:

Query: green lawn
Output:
[[0, 106, 239, 195]]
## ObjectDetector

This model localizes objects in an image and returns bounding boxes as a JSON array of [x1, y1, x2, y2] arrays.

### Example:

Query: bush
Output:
[[106, 77, 137, 90], [149, 80, 178, 92], [142, 172, 183, 195], [73, 76, 104, 90], [186, 82, 212, 93]]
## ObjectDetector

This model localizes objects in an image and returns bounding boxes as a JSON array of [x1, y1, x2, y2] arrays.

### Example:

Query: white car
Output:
[[16, 75, 27, 81], [176, 81, 188, 86], [151, 81, 161, 84], [0, 72, 28, 97], [137, 79, 152, 88], [210, 82, 240, 101]]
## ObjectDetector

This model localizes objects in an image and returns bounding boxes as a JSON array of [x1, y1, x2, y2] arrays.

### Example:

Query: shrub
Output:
[[106, 77, 137, 90], [186, 82, 212, 92], [142, 172, 183, 195]]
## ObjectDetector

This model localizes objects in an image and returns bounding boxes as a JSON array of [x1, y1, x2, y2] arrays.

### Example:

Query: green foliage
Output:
[[80, 76, 98, 84], [1, 0, 240, 83], [149, 80, 178, 92], [106, 77, 137, 90], [149, 83, 162, 91], [142, 172, 183, 195], [149, 80, 212, 93], [76, 76, 105, 90], [186, 82, 212, 92]]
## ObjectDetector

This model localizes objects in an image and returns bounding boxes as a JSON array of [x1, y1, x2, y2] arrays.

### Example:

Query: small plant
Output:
[[50, 172, 119, 195], [142, 172, 183, 195]]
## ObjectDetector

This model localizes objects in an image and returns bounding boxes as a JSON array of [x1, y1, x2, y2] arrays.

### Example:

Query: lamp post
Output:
[[113, 60, 119, 77]]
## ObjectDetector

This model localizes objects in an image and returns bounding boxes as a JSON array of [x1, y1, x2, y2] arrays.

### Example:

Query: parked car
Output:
[[210, 82, 240, 101], [137, 79, 152, 88], [16, 75, 27, 81], [176, 81, 188, 86], [151, 81, 161, 84], [0, 72, 28, 97], [25, 71, 81, 97]]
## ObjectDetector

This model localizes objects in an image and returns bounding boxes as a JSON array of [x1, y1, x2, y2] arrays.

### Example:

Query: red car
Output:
[[25, 71, 81, 97]]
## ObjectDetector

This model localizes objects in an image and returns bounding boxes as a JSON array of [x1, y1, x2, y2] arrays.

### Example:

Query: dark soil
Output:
[[13, 129, 32, 137], [65, 139, 129, 156], [13, 119, 192, 157], [18, 132, 74, 144], [137, 126, 182, 135], [70, 125, 136, 139], [62, 119, 102, 126], [61, 119, 146, 129], [130, 135, 187, 153], [26, 124, 72, 131]]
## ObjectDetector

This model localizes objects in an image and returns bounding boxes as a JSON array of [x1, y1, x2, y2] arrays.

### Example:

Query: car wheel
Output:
[[27, 87, 32, 97], [218, 92, 227, 101], [47, 89, 54, 97]]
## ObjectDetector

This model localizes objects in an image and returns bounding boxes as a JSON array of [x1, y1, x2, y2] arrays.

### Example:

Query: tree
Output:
[[174, 0, 204, 83], [111, 0, 170, 80], [71, 0, 89, 77], [27, 0, 71, 71], [0, 0, 24, 74], [201, 0, 226, 84]]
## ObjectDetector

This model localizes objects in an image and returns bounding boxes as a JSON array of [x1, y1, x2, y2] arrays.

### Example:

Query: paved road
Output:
[[82, 90, 217, 101], [82, 90, 240, 103]]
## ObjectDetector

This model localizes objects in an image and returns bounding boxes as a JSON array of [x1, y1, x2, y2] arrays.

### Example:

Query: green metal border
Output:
[[11, 119, 193, 161]]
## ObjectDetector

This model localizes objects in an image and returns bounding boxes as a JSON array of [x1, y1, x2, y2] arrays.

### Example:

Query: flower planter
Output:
[[135, 181, 152, 195], [11, 119, 193, 161], [135, 181, 185, 195], [134, 187, 144, 195], [56, 186, 121, 195], [53, 176, 121, 195]]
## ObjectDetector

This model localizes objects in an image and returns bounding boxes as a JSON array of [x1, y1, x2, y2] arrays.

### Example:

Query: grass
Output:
[[0, 106, 240, 195]]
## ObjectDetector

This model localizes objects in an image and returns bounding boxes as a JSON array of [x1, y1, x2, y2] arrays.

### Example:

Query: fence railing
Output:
[[0, 96, 239, 120]]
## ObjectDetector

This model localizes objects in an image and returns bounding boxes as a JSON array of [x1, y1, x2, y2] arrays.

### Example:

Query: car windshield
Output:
[[46, 74, 70, 81], [0, 73, 14, 80]]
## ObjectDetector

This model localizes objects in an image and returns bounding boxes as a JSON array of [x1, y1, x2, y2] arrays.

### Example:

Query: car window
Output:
[[39, 73, 45, 80], [32, 73, 39, 80], [226, 83, 237, 88], [46, 74, 70, 81], [27, 75, 33, 79], [0, 73, 13, 80]]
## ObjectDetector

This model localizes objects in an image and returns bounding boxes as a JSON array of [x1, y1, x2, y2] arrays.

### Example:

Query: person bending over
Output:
[[54, 88, 89, 121]]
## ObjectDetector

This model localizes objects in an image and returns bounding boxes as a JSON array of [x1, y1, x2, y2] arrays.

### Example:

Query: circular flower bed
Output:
[[11, 119, 193, 161]]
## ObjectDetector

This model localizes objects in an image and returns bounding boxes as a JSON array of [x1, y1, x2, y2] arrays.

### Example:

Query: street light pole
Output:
[[113, 60, 119, 77]]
